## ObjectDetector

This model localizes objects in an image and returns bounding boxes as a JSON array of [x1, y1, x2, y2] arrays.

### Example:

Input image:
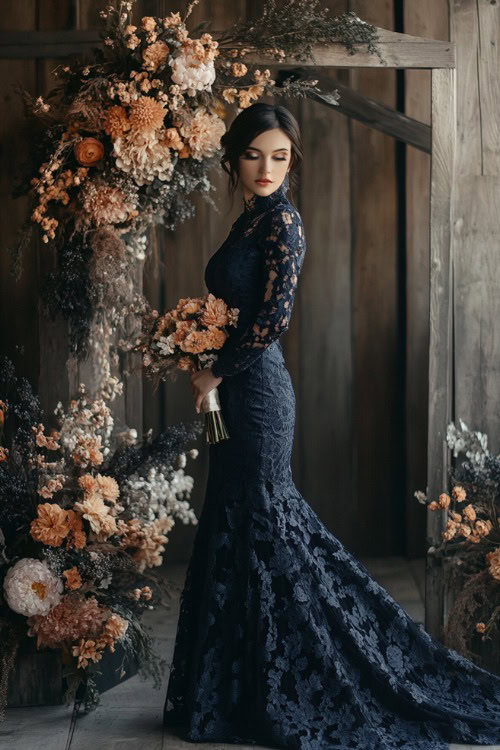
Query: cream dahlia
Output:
[[171, 50, 216, 93], [4, 558, 63, 616]]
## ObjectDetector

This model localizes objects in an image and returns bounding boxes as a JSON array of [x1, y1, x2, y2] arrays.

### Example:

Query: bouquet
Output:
[[0, 357, 201, 717], [137, 293, 239, 444]]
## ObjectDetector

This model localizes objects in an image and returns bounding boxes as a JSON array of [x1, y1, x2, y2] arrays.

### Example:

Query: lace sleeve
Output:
[[211, 207, 306, 378]]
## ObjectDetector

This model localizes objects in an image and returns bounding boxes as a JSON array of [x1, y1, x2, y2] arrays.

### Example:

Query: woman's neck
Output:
[[242, 172, 290, 216]]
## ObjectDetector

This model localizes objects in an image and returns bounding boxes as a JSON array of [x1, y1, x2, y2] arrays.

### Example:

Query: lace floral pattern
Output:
[[163, 176, 500, 748]]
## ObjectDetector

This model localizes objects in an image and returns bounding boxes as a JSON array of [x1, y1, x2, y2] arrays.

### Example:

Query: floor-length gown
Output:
[[163, 172, 500, 749]]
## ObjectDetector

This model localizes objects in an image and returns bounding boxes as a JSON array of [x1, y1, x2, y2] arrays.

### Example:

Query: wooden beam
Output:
[[0, 31, 100, 58], [0, 27, 455, 68], [425, 67, 456, 638], [300, 76, 431, 152]]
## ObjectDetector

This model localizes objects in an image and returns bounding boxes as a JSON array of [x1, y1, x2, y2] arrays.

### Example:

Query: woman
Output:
[[163, 103, 500, 749]]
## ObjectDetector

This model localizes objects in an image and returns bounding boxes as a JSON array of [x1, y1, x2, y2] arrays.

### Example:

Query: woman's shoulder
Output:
[[265, 200, 304, 229]]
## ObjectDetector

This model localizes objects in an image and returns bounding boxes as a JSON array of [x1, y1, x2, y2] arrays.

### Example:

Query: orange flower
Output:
[[0, 446, 8, 462], [205, 325, 226, 350], [63, 567, 82, 590], [180, 330, 209, 354], [66, 510, 86, 550], [438, 493, 451, 510], [129, 96, 166, 136], [72, 638, 103, 669], [176, 297, 203, 318], [177, 356, 195, 372], [104, 613, 129, 640], [452, 485, 467, 502], [74, 137, 104, 166], [231, 62, 247, 77], [164, 127, 184, 151], [96, 474, 120, 503], [462, 504, 476, 521], [476, 622, 486, 633], [486, 548, 500, 580], [142, 41, 169, 72], [201, 294, 229, 327], [173, 320, 196, 344], [30, 503, 69, 547], [103, 105, 130, 140]]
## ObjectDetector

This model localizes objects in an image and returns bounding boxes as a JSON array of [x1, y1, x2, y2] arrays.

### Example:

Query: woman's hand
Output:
[[191, 368, 223, 414]]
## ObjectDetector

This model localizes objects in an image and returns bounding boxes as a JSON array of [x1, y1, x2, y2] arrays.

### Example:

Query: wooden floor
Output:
[[1, 557, 497, 750]]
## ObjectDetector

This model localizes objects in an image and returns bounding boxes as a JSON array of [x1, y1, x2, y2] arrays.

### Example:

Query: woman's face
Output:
[[238, 128, 292, 201]]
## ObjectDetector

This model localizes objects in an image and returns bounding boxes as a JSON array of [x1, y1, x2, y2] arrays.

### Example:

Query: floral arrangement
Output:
[[133, 293, 239, 443], [0, 357, 202, 718], [9, 0, 379, 360], [415, 419, 500, 665]]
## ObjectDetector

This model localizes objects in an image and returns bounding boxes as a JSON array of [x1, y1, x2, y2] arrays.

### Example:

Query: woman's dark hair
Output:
[[220, 102, 303, 212]]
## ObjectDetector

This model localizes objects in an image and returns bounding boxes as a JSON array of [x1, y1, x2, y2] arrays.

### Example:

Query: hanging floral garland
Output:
[[10, 0, 380, 358], [0, 357, 202, 718]]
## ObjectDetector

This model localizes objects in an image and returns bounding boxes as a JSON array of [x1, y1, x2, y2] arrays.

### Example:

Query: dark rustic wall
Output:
[[0, 0, 452, 563]]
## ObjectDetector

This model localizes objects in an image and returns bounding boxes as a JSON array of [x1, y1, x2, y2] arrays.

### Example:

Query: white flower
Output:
[[171, 51, 216, 92], [157, 334, 176, 356], [113, 132, 174, 185], [4, 558, 63, 616]]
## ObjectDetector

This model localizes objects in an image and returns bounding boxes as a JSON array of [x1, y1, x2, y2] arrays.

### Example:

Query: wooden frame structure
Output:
[[0, 26, 456, 638]]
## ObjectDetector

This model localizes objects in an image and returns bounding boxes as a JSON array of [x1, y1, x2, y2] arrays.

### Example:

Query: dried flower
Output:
[[63, 566, 82, 590], [30, 503, 70, 547], [4, 558, 63, 616], [74, 137, 105, 166]]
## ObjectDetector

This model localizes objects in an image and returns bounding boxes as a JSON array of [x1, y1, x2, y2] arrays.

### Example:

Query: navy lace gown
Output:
[[163, 173, 500, 749]]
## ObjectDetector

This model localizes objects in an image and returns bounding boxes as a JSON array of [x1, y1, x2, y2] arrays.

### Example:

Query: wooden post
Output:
[[425, 67, 456, 637]]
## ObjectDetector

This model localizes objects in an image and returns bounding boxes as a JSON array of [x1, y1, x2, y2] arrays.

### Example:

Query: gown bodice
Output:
[[204, 172, 306, 379]]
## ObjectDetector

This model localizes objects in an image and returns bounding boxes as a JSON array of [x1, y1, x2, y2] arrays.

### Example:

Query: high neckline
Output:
[[242, 172, 290, 216]]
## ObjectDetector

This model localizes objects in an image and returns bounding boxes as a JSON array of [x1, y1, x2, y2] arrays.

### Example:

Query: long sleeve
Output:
[[211, 206, 306, 378]]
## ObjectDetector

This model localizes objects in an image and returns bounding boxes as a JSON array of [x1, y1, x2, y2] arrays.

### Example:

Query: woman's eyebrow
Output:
[[245, 147, 290, 152]]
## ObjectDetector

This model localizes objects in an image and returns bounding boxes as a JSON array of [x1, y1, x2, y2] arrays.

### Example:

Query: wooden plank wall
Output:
[[450, 0, 500, 451], [0, 0, 442, 563], [403, 1, 449, 557]]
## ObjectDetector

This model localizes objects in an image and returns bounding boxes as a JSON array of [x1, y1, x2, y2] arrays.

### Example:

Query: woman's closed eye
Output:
[[243, 153, 287, 161]]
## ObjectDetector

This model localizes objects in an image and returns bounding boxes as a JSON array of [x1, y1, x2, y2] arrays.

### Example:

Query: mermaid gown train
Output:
[[163, 173, 500, 749]]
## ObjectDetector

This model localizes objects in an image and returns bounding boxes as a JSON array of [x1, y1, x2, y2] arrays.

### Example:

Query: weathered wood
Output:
[[0, 30, 101, 58], [426, 67, 456, 637], [0, 26, 455, 69], [403, 0, 449, 558], [453, 176, 500, 453], [306, 77, 431, 152], [476, 0, 500, 176], [295, 64, 354, 545], [349, 0, 403, 557]]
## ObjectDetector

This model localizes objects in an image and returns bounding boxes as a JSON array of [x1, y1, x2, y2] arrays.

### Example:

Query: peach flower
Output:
[[438, 493, 451, 510], [30, 503, 69, 547], [63, 567, 82, 590], [205, 325, 226, 350], [452, 485, 467, 502], [180, 330, 209, 354], [462, 504, 476, 521], [66, 510, 86, 550], [142, 41, 169, 72], [74, 138, 104, 166], [486, 548, 500, 580], [72, 638, 104, 669], [176, 297, 203, 318], [103, 105, 130, 140], [201, 294, 228, 327], [177, 356, 195, 372]]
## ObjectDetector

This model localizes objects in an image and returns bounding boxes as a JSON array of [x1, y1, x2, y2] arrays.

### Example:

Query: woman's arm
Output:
[[210, 205, 306, 378]]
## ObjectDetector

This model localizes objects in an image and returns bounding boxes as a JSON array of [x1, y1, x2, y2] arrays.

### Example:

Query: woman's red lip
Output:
[[256, 179, 272, 183]]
